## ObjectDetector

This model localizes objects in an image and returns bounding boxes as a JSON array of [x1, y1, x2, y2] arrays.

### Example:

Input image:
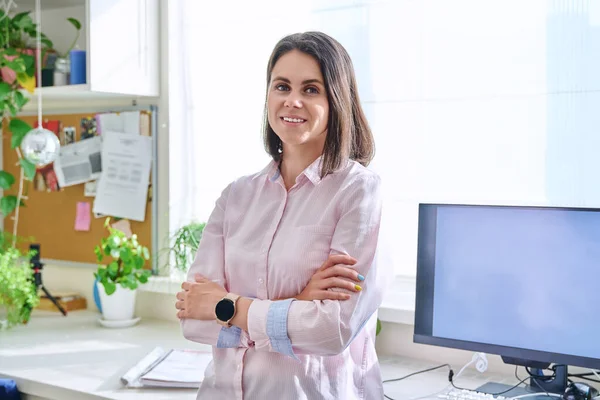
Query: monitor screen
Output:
[[414, 203, 600, 370]]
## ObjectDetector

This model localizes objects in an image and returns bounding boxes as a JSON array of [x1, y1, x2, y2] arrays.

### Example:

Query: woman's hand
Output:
[[175, 275, 227, 320], [296, 254, 365, 301]]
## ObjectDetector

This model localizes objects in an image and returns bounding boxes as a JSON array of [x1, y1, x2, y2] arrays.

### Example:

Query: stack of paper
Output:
[[121, 347, 212, 389]]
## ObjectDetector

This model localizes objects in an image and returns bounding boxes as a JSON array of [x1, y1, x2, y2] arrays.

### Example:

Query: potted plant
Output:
[[0, 11, 53, 330], [166, 221, 205, 277], [49, 17, 82, 85], [0, 246, 39, 330], [94, 218, 151, 323]]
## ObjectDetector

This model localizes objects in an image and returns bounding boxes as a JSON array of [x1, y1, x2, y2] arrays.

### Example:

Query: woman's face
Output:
[[267, 50, 329, 154]]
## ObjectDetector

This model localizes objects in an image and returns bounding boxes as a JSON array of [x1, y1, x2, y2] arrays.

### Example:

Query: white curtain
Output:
[[169, 0, 600, 276]]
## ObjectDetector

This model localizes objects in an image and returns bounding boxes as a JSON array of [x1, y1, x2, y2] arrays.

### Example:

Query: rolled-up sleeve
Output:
[[181, 182, 247, 348], [247, 174, 390, 357]]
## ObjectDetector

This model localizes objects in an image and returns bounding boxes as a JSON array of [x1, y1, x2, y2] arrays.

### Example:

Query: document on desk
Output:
[[121, 347, 212, 389], [53, 136, 102, 187], [92, 131, 152, 222]]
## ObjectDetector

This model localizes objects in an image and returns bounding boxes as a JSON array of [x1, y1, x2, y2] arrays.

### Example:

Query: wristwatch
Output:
[[215, 293, 240, 327]]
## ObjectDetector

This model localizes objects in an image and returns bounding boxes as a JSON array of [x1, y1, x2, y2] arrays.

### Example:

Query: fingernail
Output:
[[357, 274, 365, 281], [354, 284, 362, 291]]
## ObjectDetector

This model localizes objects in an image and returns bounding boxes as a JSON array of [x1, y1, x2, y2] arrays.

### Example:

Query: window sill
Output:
[[140, 274, 186, 294], [142, 275, 417, 325]]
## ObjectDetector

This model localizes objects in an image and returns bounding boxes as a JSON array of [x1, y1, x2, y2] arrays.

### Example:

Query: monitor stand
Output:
[[475, 363, 567, 399]]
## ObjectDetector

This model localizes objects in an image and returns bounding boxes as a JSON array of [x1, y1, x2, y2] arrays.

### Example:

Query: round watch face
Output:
[[215, 298, 235, 321]]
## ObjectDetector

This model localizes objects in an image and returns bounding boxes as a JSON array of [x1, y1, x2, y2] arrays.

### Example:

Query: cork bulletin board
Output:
[[1, 107, 156, 266]]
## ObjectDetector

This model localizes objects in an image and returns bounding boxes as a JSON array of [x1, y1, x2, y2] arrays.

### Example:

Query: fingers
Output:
[[321, 277, 362, 292], [176, 291, 186, 301], [316, 290, 351, 301], [321, 264, 364, 282], [318, 254, 357, 271], [175, 300, 185, 310], [194, 274, 208, 283]]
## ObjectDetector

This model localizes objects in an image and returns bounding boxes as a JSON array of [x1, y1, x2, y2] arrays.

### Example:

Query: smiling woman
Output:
[[177, 31, 392, 400]]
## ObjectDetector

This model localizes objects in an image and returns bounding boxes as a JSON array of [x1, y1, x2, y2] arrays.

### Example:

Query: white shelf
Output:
[[30, 84, 148, 100], [18, 85, 158, 113], [16, 0, 83, 10]]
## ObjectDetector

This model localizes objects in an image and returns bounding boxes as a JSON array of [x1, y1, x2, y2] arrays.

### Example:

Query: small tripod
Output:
[[30, 244, 67, 316]]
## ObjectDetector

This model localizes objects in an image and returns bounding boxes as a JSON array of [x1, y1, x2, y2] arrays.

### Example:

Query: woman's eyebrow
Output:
[[272, 76, 324, 85]]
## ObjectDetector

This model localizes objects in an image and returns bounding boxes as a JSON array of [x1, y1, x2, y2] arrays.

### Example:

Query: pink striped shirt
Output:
[[181, 156, 391, 400]]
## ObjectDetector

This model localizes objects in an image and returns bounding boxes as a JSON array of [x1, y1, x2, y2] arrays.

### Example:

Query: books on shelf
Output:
[[121, 347, 212, 389]]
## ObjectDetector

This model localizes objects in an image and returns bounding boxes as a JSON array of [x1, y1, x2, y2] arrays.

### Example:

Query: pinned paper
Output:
[[84, 180, 97, 197], [111, 219, 133, 238], [75, 202, 91, 231]]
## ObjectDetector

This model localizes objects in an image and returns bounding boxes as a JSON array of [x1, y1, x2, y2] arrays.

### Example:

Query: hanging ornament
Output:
[[20, 127, 60, 165], [20, 0, 60, 166]]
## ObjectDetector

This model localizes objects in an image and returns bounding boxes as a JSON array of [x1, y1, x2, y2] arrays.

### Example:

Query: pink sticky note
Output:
[[75, 202, 91, 231]]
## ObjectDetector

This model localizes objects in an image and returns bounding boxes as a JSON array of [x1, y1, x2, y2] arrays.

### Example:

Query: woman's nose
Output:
[[284, 92, 302, 108]]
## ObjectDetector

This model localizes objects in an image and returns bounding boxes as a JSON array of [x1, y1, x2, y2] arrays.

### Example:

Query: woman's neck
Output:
[[279, 145, 322, 190]]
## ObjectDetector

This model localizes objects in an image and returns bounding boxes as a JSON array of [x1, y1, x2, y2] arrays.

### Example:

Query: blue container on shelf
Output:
[[69, 49, 86, 84]]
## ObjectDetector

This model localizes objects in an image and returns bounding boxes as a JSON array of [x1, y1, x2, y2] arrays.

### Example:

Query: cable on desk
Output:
[[382, 363, 451, 400], [450, 365, 532, 396]]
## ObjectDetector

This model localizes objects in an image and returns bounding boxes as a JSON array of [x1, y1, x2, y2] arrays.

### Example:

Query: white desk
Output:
[[0, 310, 517, 400]]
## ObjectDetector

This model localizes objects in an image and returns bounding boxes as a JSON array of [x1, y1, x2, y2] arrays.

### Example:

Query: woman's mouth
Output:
[[281, 116, 306, 126]]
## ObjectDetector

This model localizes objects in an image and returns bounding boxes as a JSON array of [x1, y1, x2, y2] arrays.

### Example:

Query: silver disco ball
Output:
[[20, 127, 61, 166]]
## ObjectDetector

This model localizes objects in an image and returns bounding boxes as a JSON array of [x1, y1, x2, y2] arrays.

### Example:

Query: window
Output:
[[169, 0, 600, 277]]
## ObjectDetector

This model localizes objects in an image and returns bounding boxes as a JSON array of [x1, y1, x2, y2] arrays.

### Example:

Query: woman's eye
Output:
[[305, 87, 319, 94], [275, 84, 289, 91]]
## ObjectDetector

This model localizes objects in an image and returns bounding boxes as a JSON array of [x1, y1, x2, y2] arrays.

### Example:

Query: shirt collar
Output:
[[302, 156, 324, 185], [254, 159, 280, 182], [255, 156, 327, 185]]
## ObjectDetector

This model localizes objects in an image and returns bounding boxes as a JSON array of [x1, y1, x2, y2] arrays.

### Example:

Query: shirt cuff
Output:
[[247, 298, 299, 361], [267, 299, 299, 360], [216, 325, 242, 348]]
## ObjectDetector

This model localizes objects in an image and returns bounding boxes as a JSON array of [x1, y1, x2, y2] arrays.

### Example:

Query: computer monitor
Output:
[[414, 203, 600, 396]]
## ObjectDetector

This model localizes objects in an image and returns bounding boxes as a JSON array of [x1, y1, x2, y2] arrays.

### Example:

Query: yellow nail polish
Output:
[[355, 284, 362, 291]]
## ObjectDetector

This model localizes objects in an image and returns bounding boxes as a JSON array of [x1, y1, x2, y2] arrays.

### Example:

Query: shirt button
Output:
[[258, 278, 264, 284]]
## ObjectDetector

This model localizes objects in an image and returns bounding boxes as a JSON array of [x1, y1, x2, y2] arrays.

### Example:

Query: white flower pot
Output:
[[97, 282, 137, 321]]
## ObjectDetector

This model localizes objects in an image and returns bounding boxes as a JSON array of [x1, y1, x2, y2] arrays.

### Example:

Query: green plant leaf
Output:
[[0, 82, 11, 100], [94, 246, 103, 262], [0, 171, 16, 189], [108, 261, 119, 277], [138, 270, 150, 283], [104, 281, 116, 295], [142, 247, 150, 260], [7, 101, 18, 117], [376, 318, 382, 336], [21, 54, 34, 77], [119, 247, 131, 262], [12, 11, 33, 29], [9, 118, 32, 149], [41, 37, 53, 48], [134, 256, 144, 270], [4, 58, 26, 73], [122, 262, 132, 275], [19, 158, 36, 181], [67, 17, 82, 30], [14, 90, 28, 109], [1, 195, 18, 216]]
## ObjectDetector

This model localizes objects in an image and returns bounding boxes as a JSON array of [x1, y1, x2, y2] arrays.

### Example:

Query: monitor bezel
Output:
[[414, 202, 600, 371]]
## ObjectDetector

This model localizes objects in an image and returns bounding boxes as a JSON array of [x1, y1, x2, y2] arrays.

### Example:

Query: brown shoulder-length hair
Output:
[[263, 31, 374, 178]]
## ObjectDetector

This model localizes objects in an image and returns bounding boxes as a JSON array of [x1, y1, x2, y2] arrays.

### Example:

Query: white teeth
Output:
[[283, 117, 305, 123]]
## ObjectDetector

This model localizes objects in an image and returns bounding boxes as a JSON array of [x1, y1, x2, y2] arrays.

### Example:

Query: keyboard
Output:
[[438, 389, 508, 399]]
